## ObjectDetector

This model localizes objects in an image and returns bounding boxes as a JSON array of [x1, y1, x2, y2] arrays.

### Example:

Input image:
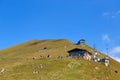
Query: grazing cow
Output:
[[33, 56, 37, 60], [47, 54, 51, 58], [0, 68, 5, 74], [33, 70, 39, 74], [57, 55, 64, 59], [39, 55, 43, 59]]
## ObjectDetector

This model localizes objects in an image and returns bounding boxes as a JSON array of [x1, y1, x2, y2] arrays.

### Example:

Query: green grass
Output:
[[1, 58, 119, 80], [0, 39, 120, 80]]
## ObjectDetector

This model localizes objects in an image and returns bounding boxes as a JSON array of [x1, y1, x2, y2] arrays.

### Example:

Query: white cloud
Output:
[[102, 12, 109, 16], [110, 46, 120, 54], [102, 10, 120, 18], [116, 10, 120, 15], [110, 56, 120, 62], [102, 34, 110, 42], [109, 46, 120, 62]]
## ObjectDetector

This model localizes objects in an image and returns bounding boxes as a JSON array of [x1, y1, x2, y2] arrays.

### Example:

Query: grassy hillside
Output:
[[0, 39, 120, 80], [0, 39, 71, 58]]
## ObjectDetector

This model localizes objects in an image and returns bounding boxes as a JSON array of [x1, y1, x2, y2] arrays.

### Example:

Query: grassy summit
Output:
[[0, 39, 120, 80]]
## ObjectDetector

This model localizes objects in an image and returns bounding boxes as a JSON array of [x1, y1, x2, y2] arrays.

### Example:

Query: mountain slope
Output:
[[0, 39, 72, 58], [0, 39, 120, 80]]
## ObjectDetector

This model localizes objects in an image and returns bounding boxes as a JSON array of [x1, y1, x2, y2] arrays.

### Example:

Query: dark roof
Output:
[[67, 48, 92, 55], [68, 48, 86, 53], [80, 39, 85, 41]]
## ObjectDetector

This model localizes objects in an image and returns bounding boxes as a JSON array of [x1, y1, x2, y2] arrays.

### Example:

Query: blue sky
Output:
[[0, 0, 120, 62]]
